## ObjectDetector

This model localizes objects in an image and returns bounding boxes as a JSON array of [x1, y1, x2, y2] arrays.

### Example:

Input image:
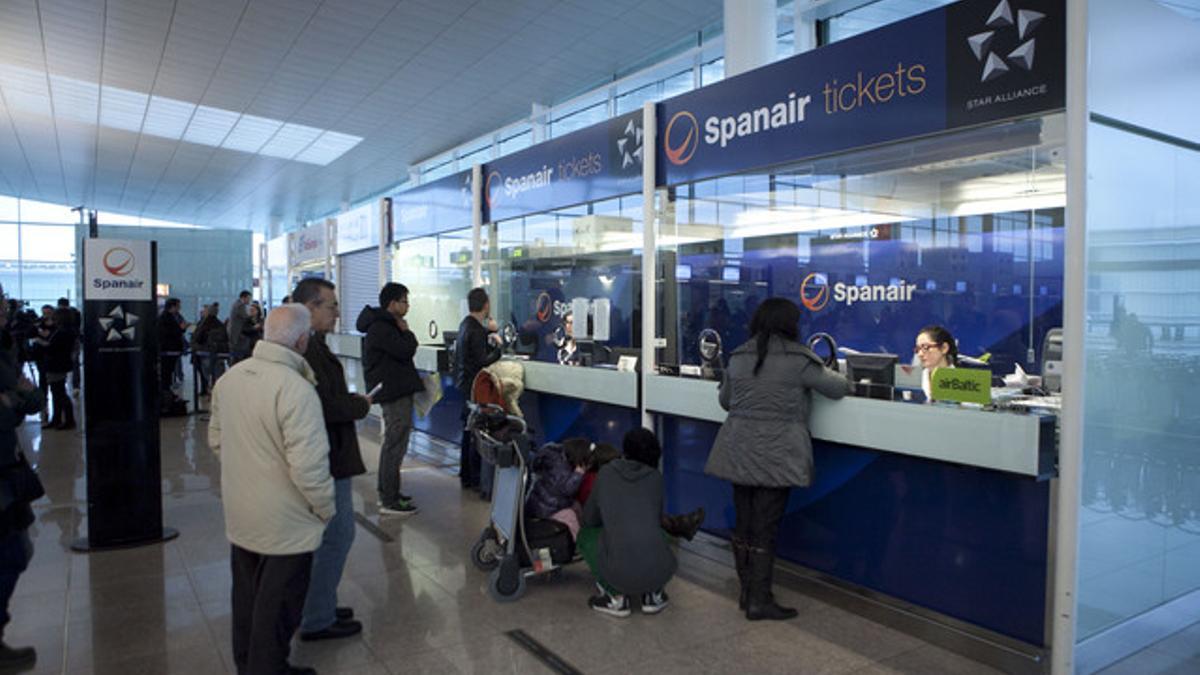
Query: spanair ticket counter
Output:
[[379, 0, 1066, 667]]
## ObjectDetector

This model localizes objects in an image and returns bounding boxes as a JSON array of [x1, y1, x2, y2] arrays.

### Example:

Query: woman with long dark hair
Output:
[[704, 297, 851, 621], [914, 325, 958, 401]]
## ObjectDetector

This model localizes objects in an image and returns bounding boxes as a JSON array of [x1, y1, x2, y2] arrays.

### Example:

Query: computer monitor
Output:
[[442, 330, 458, 349], [845, 353, 898, 400]]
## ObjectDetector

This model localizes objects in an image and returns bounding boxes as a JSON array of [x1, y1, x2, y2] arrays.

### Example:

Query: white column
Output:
[[471, 164, 483, 287], [724, 0, 776, 77], [378, 197, 390, 288], [794, 7, 817, 54], [640, 101, 657, 429], [531, 103, 550, 143], [1051, 0, 1088, 673]]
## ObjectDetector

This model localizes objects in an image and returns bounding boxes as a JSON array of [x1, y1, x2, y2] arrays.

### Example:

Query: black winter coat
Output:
[[304, 335, 370, 479], [0, 329, 40, 535], [192, 315, 229, 353], [454, 314, 500, 393], [43, 327, 76, 374], [158, 311, 186, 353], [355, 306, 423, 403]]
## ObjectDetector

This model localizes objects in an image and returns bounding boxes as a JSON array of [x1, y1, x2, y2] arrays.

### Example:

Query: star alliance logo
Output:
[[97, 305, 138, 342], [616, 118, 643, 169], [967, 0, 1045, 83]]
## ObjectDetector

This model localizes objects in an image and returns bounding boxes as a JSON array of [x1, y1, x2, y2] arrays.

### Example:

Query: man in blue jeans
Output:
[[293, 279, 373, 641]]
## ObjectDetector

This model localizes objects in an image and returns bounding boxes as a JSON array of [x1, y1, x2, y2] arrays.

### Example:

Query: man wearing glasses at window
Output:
[[356, 282, 424, 516]]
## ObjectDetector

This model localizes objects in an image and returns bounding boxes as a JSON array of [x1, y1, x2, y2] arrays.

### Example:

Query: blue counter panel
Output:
[[413, 374, 467, 443], [518, 390, 640, 447], [660, 415, 1049, 646]]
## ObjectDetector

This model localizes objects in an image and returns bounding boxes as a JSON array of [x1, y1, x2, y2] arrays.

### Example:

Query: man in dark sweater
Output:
[[156, 298, 188, 401], [292, 279, 372, 642], [454, 287, 501, 491], [355, 283, 423, 515], [579, 428, 677, 617]]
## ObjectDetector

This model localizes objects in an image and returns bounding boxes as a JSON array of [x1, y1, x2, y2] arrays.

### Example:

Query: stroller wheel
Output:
[[487, 556, 526, 602], [470, 528, 502, 572]]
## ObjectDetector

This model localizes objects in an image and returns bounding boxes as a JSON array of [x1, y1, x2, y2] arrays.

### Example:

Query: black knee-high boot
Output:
[[745, 545, 797, 621], [731, 537, 751, 610]]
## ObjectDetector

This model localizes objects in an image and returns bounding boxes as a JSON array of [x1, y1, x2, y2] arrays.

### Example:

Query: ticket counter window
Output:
[[392, 226, 476, 344], [654, 113, 1066, 381], [484, 196, 643, 364]]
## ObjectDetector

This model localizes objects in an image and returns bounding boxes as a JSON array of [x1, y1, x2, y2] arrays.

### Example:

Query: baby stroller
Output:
[[466, 402, 577, 602]]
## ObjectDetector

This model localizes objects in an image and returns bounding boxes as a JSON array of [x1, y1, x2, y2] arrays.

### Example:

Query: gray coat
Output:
[[581, 458, 676, 595], [705, 336, 851, 488]]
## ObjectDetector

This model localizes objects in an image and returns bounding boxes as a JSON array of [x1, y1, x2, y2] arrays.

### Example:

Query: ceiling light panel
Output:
[[220, 113, 284, 153], [181, 105, 240, 146], [258, 123, 323, 160]]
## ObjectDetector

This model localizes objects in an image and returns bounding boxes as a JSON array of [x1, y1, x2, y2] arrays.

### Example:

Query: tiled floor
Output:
[[4, 397, 1177, 674]]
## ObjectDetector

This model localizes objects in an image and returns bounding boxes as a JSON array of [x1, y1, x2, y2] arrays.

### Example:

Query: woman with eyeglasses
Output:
[[914, 325, 958, 401]]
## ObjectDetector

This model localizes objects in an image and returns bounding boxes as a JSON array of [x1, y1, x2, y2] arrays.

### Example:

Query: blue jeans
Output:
[[0, 529, 33, 633], [300, 478, 354, 632]]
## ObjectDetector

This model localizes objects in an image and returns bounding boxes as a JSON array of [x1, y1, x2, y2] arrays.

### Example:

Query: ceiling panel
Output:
[[0, 0, 724, 229]]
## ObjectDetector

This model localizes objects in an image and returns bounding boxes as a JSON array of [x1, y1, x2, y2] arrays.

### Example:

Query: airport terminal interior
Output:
[[1, 0, 1199, 673]]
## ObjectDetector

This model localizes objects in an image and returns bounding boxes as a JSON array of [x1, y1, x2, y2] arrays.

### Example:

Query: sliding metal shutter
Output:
[[338, 249, 378, 334]]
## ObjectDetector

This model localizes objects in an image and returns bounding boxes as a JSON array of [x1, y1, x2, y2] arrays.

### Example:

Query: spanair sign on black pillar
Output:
[[77, 237, 176, 550]]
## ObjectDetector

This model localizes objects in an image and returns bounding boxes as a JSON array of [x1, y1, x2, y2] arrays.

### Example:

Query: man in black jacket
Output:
[[157, 298, 188, 402], [292, 279, 372, 641], [454, 287, 502, 491], [355, 283, 423, 516]]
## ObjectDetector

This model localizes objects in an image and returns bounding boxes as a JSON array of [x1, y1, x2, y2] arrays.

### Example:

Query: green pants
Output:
[[576, 527, 615, 594], [577, 526, 672, 597]]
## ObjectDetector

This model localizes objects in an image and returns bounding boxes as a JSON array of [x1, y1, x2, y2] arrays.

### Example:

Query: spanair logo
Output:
[[102, 247, 134, 276], [663, 111, 699, 166], [535, 292, 553, 322], [967, 0, 1045, 82], [485, 170, 501, 209], [800, 273, 830, 311], [801, 273, 917, 311]]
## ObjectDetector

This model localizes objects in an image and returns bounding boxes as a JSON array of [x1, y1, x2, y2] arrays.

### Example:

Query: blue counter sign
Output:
[[657, 0, 1063, 186]]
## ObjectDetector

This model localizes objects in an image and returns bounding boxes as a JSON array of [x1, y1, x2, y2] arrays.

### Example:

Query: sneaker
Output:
[[379, 499, 417, 516], [588, 590, 631, 618], [641, 589, 670, 614]]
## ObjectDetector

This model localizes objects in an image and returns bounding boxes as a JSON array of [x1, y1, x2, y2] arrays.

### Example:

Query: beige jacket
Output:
[[209, 340, 335, 555]]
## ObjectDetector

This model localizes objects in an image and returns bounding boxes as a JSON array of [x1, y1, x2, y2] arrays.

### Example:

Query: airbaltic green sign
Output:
[[929, 367, 991, 405]]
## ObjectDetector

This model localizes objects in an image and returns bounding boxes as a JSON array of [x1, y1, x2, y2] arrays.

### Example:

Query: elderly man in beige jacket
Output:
[[209, 304, 334, 675]]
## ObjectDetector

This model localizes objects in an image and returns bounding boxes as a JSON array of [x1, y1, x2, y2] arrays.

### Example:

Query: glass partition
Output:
[[392, 226, 475, 344], [484, 196, 644, 364], [655, 114, 1066, 379]]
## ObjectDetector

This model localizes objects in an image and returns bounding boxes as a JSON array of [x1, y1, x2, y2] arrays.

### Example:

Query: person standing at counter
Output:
[[455, 287, 502, 492], [704, 298, 851, 622], [915, 325, 958, 402], [357, 283, 423, 516]]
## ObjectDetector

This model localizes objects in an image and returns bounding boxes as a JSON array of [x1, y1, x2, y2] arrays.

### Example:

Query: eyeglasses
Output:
[[913, 343, 941, 354]]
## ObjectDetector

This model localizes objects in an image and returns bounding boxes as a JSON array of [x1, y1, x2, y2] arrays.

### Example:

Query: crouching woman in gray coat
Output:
[[704, 298, 851, 621]]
